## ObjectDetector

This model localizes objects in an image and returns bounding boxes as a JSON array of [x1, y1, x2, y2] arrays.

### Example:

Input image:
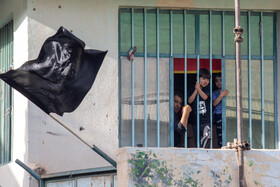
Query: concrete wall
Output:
[[117, 147, 280, 186], [0, 0, 32, 187], [0, 0, 280, 187]]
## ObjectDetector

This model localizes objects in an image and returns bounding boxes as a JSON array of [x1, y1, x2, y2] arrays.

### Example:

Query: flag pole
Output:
[[234, 0, 245, 186], [49, 113, 117, 168]]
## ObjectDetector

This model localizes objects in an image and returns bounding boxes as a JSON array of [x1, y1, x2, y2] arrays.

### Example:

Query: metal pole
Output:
[[49, 114, 117, 168], [15, 159, 45, 187], [234, 0, 245, 186]]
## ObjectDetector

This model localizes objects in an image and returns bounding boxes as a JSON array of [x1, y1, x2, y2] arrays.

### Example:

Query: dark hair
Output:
[[199, 68, 211, 79], [215, 73, 221, 80], [174, 91, 183, 100]]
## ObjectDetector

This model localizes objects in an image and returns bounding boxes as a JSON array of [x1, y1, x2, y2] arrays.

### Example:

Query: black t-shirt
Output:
[[174, 112, 185, 147], [187, 85, 210, 126]]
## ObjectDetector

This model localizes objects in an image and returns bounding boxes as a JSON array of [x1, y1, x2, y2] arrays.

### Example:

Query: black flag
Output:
[[0, 27, 107, 116]]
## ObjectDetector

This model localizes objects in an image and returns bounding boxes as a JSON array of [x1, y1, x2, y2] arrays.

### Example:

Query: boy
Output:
[[212, 74, 228, 148], [188, 68, 211, 148]]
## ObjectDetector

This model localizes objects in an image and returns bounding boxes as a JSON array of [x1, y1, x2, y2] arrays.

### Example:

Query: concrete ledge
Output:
[[117, 147, 280, 186]]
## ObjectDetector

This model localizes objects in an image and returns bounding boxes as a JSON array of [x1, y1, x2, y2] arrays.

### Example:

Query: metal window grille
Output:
[[0, 20, 13, 164], [119, 9, 277, 149]]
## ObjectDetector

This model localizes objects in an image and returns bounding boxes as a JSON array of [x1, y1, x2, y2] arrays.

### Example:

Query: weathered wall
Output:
[[0, 0, 34, 187], [117, 148, 280, 186]]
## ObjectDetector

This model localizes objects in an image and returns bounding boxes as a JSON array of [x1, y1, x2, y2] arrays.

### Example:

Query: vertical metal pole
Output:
[[0, 28, 3, 164], [222, 12, 227, 146], [222, 59, 227, 146], [118, 8, 122, 148], [9, 21, 13, 162], [3, 26, 7, 164], [260, 12, 265, 149], [209, 11, 213, 149], [3, 26, 6, 163], [144, 9, 147, 147], [222, 12, 225, 57], [273, 13, 278, 149], [248, 12, 253, 147], [196, 13, 200, 148], [131, 8, 135, 147], [170, 10, 174, 147], [197, 56, 200, 148], [234, 0, 245, 186], [156, 9, 160, 147], [184, 10, 188, 148]]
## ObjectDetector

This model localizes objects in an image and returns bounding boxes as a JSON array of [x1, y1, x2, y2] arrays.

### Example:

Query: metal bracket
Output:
[[222, 138, 250, 151], [233, 26, 244, 43]]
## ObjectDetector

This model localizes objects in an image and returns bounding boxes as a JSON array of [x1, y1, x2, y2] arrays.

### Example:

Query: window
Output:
[[45, 174, 117, 187], [119, 9, 277, 149], [0, 21, 13, 164]]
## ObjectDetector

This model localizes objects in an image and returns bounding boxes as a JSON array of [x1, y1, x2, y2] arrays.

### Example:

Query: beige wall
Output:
[[118, 147, 280, 186]]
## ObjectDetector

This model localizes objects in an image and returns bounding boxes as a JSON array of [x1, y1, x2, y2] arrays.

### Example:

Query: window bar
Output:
[[197, 56, 200, 148], [184, 10, 188, 148], [156, 8, 160, 147], [273, 13, 278, 149], [118, 8, 122, 148], [209, 10, 213, 148], [195, 13, 200, 55], [4, 26, 7, 163], [248, 11, 253, 147], [260, 12, 265, 149], [144, 9, 147, 147], [4, 25, 8, 163], [5, 25, 9, 162], [0, 28, 3, 164], [222, 11, 226, 146], [5, 25, 8, 163], [131, 8, 135, 147], [9, 21, 13, 161], [222, 12, 225, 57], [170, 10, 174, 147], [195, 13, 200, 148], [222, 59, 226, 146]]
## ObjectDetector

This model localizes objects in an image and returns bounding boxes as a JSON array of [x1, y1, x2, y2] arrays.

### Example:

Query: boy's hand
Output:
[[195, 82, 201, 90], [221, 89, 229, 97]]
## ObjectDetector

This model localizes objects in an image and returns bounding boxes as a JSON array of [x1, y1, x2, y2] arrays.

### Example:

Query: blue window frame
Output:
[[119, 9, 278, 149], [0, 20, 13, 164]]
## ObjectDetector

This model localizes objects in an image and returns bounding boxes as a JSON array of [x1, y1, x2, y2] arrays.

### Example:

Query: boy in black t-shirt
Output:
[[188, 68, 211, 148]]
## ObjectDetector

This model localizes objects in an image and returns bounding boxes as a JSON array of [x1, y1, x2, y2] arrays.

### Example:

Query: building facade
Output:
[[0, 0, 280, 186]]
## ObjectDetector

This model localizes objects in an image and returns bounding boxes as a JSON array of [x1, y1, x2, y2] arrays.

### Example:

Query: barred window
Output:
[[119, 9, 277, 149], [0, 20, 13, 164]]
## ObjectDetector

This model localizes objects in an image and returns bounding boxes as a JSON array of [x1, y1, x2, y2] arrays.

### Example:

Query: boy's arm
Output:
[[213, 89, 229, 106], [188, 88, 197, 104]]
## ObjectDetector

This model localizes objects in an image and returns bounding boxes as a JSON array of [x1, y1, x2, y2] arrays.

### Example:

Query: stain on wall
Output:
[[127, 149, 234, 186]]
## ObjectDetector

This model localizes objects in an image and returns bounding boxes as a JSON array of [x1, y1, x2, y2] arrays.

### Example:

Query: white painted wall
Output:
[[0, 0, 280, 186], [0, 0, 32, 187]]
